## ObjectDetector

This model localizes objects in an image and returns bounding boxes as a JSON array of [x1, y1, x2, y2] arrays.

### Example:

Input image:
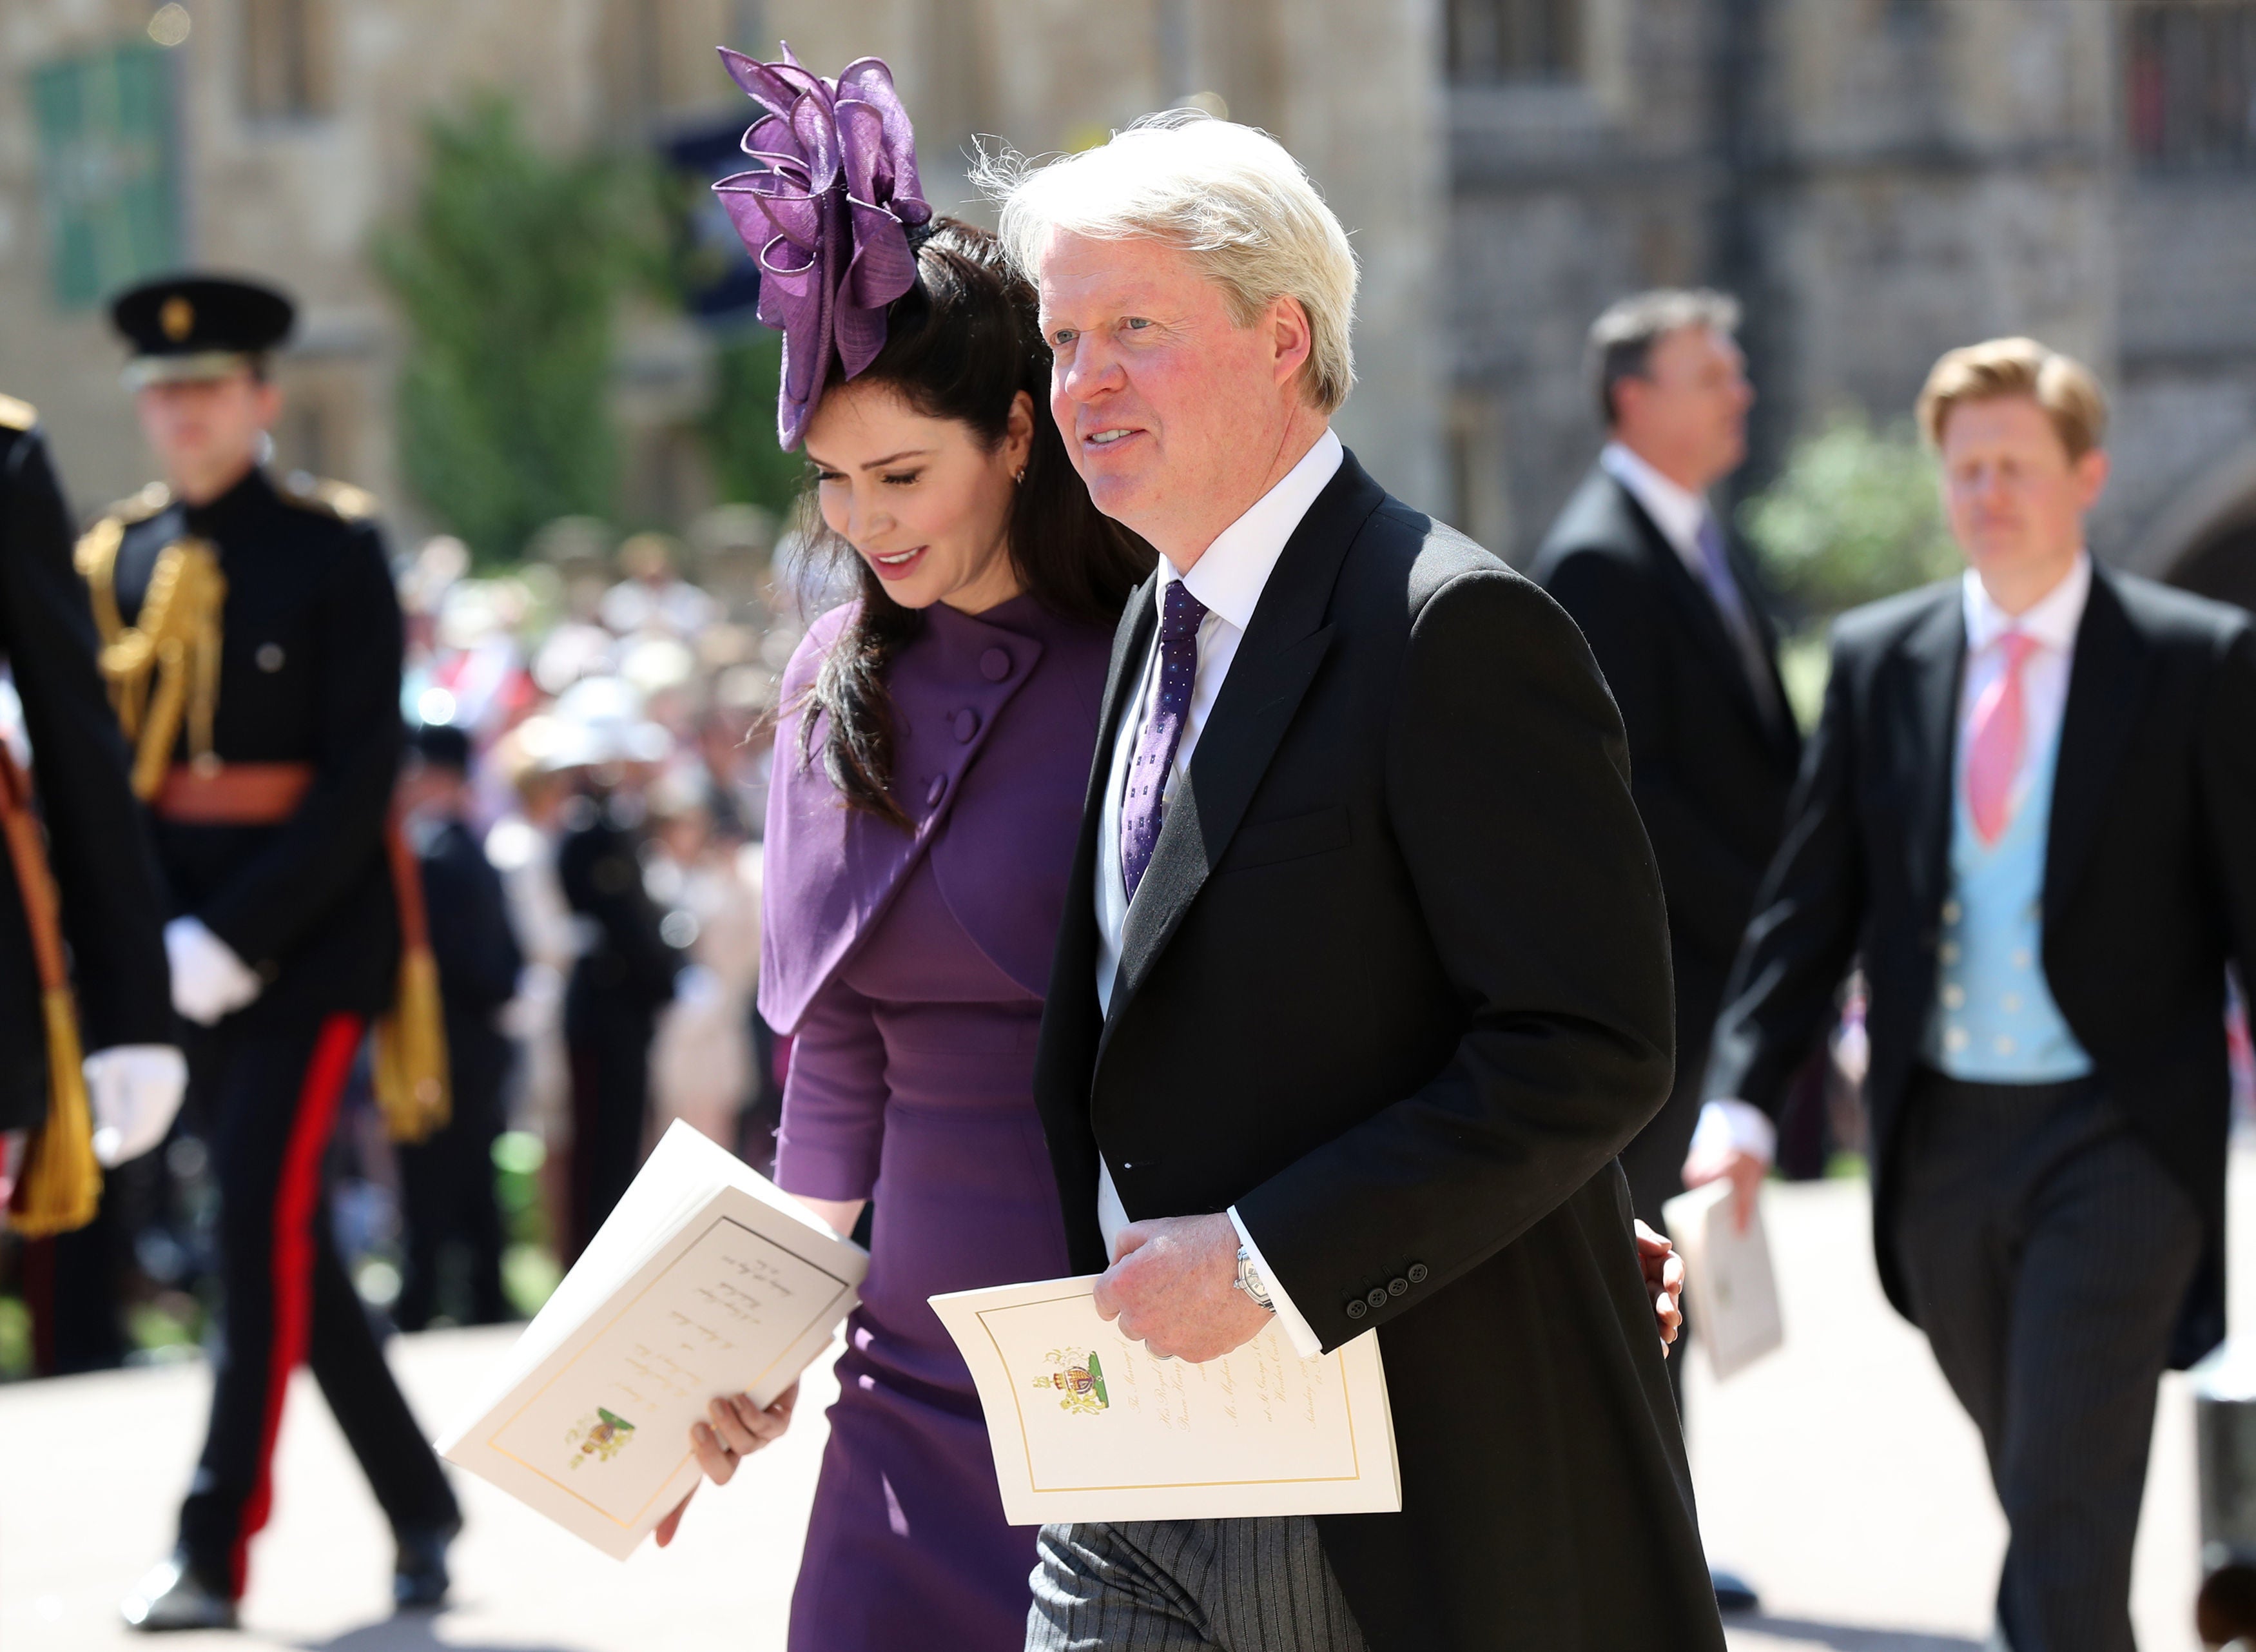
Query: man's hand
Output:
[[84, 1044, 188, 1167], [164, 917, 262, 1026], [1634, 1220, 1684, 1354], [1094, 1213, 1273, 1364], [1682, 1143, 1768, 1234]]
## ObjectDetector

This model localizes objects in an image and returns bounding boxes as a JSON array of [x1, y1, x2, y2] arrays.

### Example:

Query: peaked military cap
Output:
[[110, 273, 295, 388]]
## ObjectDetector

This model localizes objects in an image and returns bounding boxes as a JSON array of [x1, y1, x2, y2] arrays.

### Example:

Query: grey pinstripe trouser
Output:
[[1894, 1070, 2204, 1652], [1025, 1517, 1370, 1651]]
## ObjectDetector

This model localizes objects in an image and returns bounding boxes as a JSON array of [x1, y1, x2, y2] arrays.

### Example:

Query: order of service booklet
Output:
[[931, 1275, 1401, 1526], [1662, 1178, 1785, 1381], [435, 1120, 867, 1559]]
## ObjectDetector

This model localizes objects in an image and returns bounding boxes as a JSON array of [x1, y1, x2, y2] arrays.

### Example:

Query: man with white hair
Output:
[[1004, 114, 1725, 1650]]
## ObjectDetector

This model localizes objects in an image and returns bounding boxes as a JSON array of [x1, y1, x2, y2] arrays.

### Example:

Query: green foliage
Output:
[[700, 328, 807, 518], [377, 99, 656, 563], [1739, 411, 1961, 625]]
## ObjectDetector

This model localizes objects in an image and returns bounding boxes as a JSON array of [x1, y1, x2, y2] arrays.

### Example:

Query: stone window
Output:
[[1447, 0, 1581, 84], [2128, 1, 2256, 167], [240, 0, 333, 121]]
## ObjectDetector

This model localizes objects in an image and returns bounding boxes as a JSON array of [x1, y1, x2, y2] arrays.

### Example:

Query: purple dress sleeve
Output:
[[773, 969, 888, 1203]]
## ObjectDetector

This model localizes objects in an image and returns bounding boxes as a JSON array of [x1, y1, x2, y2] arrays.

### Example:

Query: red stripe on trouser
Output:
[[229, 1013, 363, 1600]]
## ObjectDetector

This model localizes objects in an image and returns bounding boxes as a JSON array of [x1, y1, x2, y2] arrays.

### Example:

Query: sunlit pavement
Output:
[[11, 1152, 2247, 1651]]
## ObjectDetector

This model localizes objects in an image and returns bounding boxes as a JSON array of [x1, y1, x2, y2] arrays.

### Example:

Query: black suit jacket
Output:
[[109, 467, 405, 1024], [1033, 452, 1724, 1651], [1532, 465, 1802, 1035], [0, 417, 171, 1131], [1706, 567, 2256, 1365], [419, 814, 522, 1118]]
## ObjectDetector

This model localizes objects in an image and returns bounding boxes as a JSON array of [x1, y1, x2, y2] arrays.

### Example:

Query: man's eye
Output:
[[1123, 318, 1152, 331], [1050, 328, 1076, 347]]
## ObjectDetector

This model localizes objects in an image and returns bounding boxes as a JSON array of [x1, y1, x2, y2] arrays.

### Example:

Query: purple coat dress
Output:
[[760, 593, 1111, 1651]]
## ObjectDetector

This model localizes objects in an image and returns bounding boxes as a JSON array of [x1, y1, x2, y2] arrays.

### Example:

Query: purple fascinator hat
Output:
[[714, 45, 934, 449]]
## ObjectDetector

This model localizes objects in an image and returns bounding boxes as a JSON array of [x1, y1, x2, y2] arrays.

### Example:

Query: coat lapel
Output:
[[1895, 589, 1967, 920], [1615, 482, 1785, 750], [2045, 568, 2150, 918], [1100, 454, 1382, 1036]]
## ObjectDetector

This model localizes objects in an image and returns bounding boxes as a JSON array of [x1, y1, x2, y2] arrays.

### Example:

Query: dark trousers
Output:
[[21, 1196, 128, 1373], [1893, 1069, 2203, 1652], [565, 1001, 655, 1263], [394, 1029, 511, 1331], [177, 1013, 457, 1597]]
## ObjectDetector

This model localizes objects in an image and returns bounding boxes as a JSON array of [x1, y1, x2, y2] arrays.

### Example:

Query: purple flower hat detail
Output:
[[713, 44, 933, 449]]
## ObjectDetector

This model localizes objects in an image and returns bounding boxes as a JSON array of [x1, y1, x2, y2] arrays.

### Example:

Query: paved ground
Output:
[[8, 1155, 2245, 1651]]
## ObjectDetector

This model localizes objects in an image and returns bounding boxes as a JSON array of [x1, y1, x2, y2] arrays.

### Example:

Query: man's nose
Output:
[[1059, 337, 1122, 403]]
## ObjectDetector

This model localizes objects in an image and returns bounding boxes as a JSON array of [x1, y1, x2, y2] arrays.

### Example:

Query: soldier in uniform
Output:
[[90, 277, 462, 1631], [0, 393, 182, 1297]]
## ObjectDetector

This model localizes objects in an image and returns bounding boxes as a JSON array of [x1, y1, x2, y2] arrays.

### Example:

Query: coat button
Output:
[[1365, 1287, 1388, 1310], [953, 708, 980, 743], [255, 643, 285, 672], [1387, 1277, 1408, 1297], [1345, 1299, 1367, 1320], [1406, 1262, 1428, 1284], [980, 647, 1011, 682]]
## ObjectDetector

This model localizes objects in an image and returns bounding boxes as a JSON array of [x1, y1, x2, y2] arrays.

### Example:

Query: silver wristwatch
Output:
[[1234, 1245, 1276, 1312]]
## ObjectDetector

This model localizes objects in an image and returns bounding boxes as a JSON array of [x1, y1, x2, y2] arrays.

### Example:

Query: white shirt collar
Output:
[[1961, 552, 2092, 656], [1600, 440, 1711, 564], [1157, 428, 1345, 628]]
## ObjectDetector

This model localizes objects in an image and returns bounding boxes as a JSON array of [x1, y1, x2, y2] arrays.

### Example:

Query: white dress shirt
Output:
[[1093, 427, 1343, 1359], [1690, 551, 2094, 1169], [1600, 440, 1713, 578]]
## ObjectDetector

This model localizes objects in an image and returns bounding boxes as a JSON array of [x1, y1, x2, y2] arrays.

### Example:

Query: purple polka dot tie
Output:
[[1120, 579, 1209, 902]]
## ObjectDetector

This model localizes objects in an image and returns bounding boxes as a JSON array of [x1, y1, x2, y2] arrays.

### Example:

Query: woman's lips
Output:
[[868, 544, 928, 582]]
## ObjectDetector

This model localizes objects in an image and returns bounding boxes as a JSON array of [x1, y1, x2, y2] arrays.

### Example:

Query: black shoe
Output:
[[393, 1517, 461, 1610], [1711, 1566, 1760, 1614], [121, 1553, 238, 1632]]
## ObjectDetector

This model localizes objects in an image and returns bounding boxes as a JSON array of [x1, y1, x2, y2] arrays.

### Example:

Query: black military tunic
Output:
[[86, 465, 457, 1598], [0, 399, 172, 1374]]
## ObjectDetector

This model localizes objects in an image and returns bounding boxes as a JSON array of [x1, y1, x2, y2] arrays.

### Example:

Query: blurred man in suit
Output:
[[393, 721, 521, 1330], [1532, 293, 1801, 1613], [1535, 290, 1802, 1239], [1691, 338, 2256, 1652]]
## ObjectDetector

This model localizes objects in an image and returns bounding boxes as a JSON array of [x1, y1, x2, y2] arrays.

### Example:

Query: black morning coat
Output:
[[106, 467, 405, 1025], [1032, 452, 1727, 1651], [0, 410, 171, 1132], [418, 815, 523, 1121], [1705, 566, 2256, 1367], [1532, 465, 1803, 1050]]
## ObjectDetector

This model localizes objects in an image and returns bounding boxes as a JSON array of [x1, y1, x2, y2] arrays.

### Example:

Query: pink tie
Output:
[[1965, 630, 2040, 846]]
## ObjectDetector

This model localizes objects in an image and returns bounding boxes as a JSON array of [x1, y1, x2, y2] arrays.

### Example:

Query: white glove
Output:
[[84, 1044, 188, 1167], [164, 917, 263, 1026]]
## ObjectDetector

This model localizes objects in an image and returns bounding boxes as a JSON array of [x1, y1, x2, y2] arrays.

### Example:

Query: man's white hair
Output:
[[983, 112, 1359, 414]]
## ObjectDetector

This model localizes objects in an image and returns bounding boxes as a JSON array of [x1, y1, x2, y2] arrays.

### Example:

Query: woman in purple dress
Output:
[[651, 51, 1151, 1651], [656, 48, 1685, 1651]]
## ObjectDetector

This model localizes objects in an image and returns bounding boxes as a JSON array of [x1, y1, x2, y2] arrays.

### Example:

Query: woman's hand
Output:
[[1634, 1220, 1686, 1355], [652, 1381, 801, 1547]]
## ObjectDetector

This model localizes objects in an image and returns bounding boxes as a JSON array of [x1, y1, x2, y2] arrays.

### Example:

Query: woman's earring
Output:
[[1013, 467, 1026, 487]]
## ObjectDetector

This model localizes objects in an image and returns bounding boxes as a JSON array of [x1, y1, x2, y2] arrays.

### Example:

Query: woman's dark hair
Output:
[[799, 217, 1153, 827]]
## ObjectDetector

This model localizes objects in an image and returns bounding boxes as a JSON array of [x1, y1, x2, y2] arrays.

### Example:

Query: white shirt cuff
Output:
[[1226, 1205, 1324, 1359], [1692, 1098, 1777, 1167]]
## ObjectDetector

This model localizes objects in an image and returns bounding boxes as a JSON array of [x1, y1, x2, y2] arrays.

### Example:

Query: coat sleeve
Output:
[[0, 429, 173, 1051], [423, 835, 525, 1014], [1700, 625, 1867, 1117], [2202, 619, 2256, 989], [197, 524, 404, 969], [1543, 546, 1774, 966], [1231, 569, 1677, 1352], [771, 970, 888, 1205]]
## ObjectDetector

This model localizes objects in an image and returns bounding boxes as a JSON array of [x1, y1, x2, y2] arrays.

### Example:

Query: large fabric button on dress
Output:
[[1406, 1262, 1428, 1284], [1365, 1287, 1388, 1310], [980, 647, 1011, 682], [926, 775, 946, 808], [1345, 1299, 1368, 1321], [1387, 1277, 1408, 1297], [953, 708, 980, 743]]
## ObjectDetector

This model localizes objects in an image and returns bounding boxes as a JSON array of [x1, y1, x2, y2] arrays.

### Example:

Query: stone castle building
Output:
[[0, 0, 2249, 606]]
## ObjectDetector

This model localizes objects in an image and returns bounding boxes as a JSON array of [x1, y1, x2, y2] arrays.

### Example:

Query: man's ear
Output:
[[1270, 295, 1314, 390], [253, 377, 286, 430], [2073, 446, 2110, 512]]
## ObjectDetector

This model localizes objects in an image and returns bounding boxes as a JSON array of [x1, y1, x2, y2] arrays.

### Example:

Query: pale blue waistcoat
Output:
[[1920, 707, 2094, 1082]]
